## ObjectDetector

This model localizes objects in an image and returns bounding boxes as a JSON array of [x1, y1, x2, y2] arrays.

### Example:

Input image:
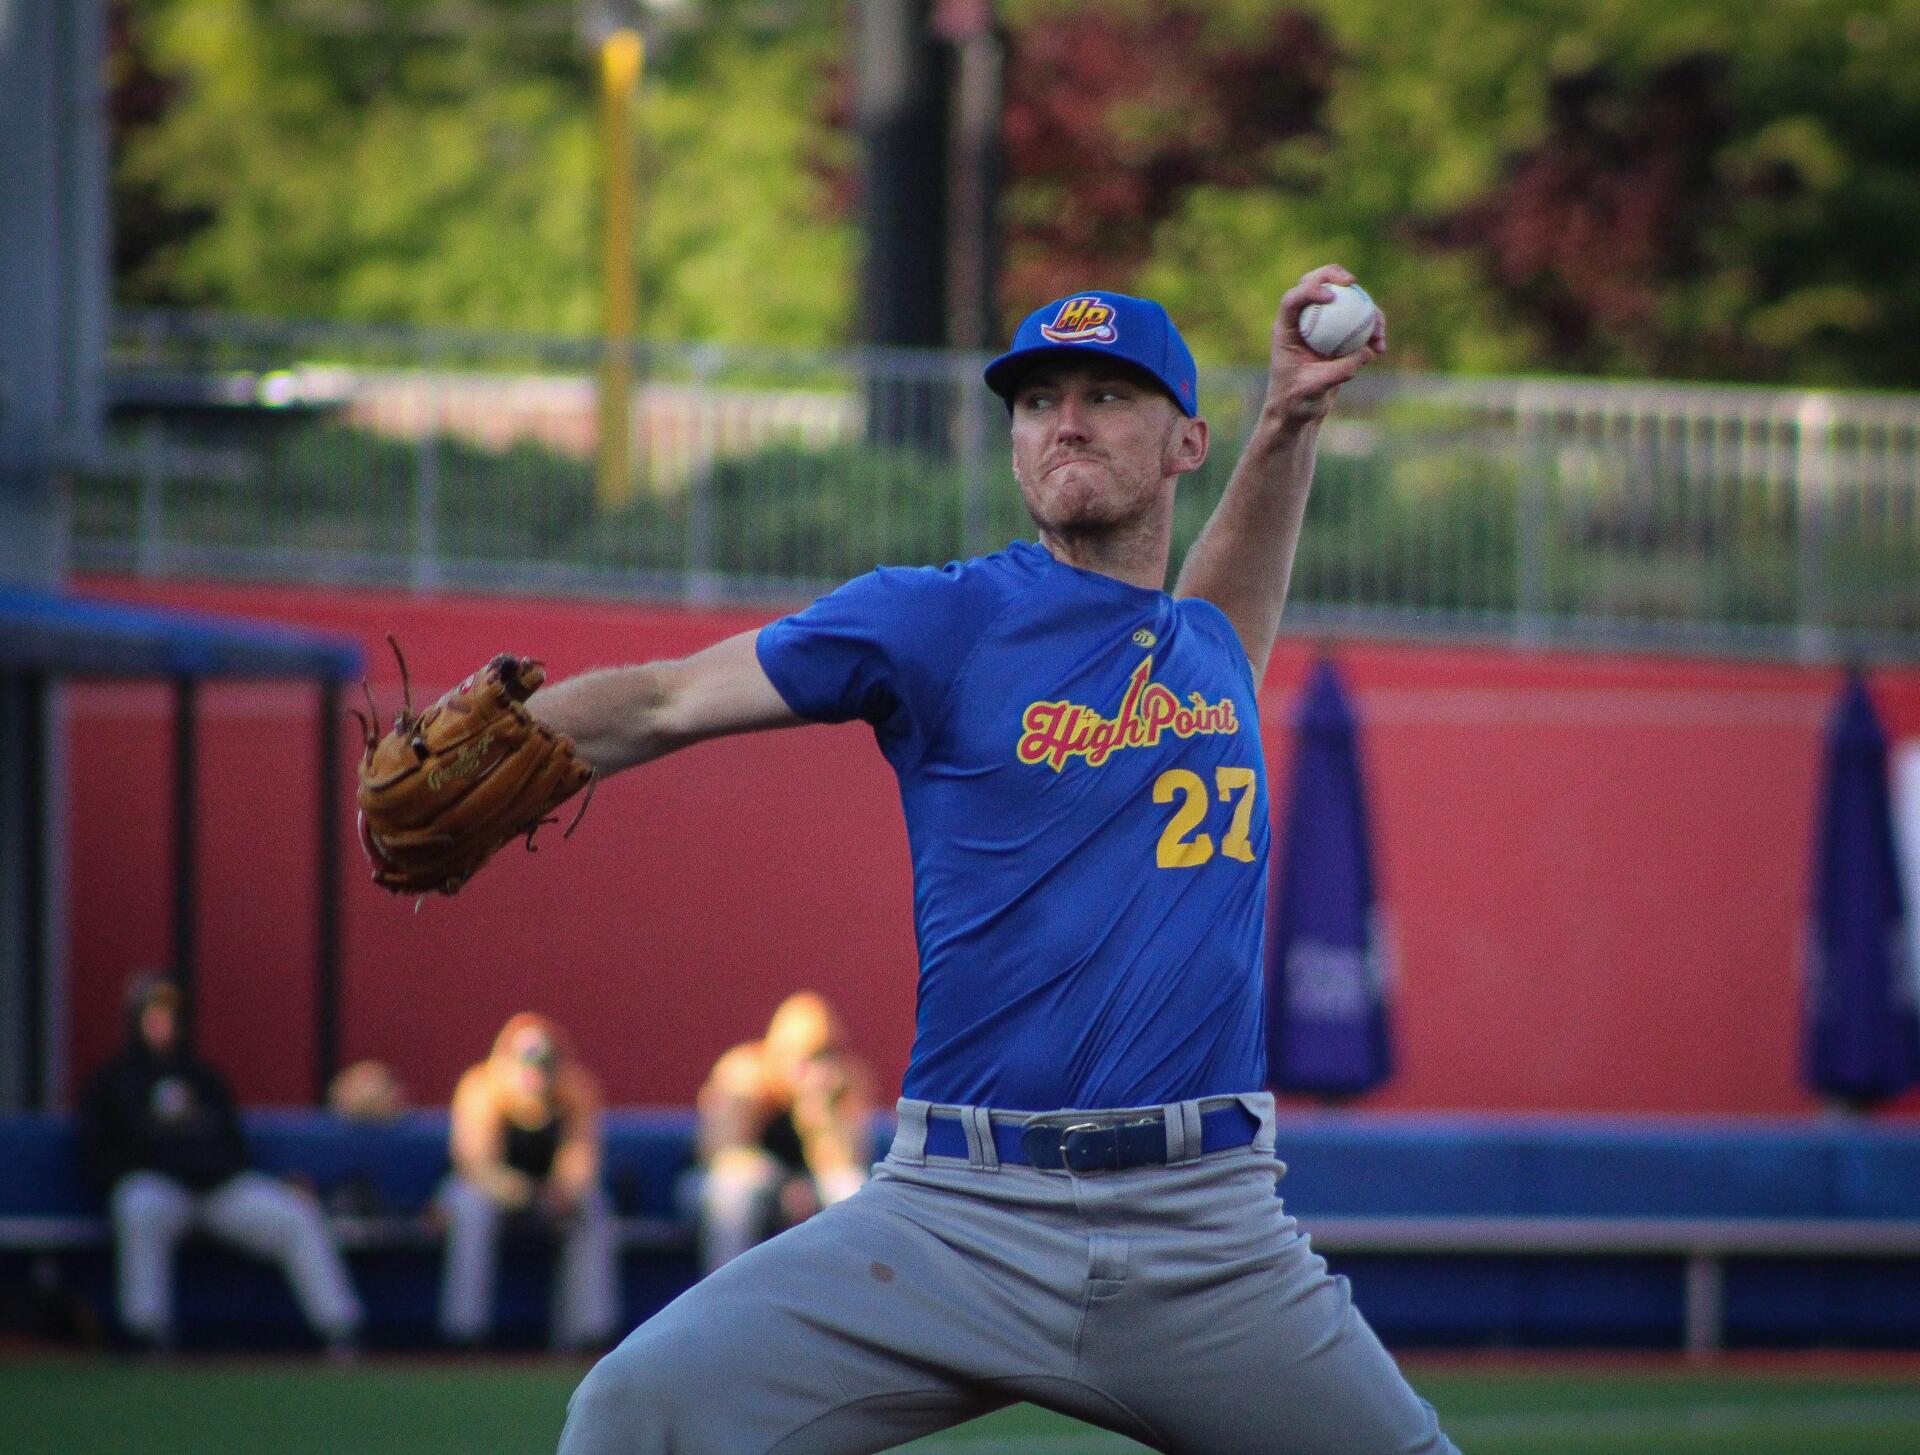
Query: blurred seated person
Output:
[[326, 1059, 406, 1124], [694, 991, 874, 1274], [78, 972, 364, 1353], [438, 1013, 618, 1350]]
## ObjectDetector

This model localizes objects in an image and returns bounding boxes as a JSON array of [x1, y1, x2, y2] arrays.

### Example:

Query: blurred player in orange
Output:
[[438, 1013, 618, 1349], [693, 992, 873, 1273]]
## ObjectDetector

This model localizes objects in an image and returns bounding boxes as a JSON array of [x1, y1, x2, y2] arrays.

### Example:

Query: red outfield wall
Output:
[[61, 576, 1920, 1118]]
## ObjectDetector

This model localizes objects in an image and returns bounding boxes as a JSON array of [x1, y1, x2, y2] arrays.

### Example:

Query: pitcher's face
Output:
[[1008, 361, 1203, 534]]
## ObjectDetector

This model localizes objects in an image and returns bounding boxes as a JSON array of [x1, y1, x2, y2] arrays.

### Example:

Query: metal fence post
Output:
[[685, 349, 719, 604], [958, 356, 989, 558], [411, 424, 440, 592], [1514, 388, 1549, 646], [1683, 1253, 1726, 1357], [136, 417, 166, 576], [1795, 392, 1834, 661]]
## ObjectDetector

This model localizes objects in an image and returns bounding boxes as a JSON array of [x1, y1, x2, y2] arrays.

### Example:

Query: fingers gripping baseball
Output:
[[354, 639, 595, 898], [1268, 264, 1386, 424]]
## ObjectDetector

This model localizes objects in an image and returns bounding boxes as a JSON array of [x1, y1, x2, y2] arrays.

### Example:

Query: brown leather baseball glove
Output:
[[355, 639, 594, 897]]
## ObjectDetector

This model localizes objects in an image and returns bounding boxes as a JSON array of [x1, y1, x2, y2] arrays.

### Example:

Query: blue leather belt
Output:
[[923, 1102, 1261, 1172]]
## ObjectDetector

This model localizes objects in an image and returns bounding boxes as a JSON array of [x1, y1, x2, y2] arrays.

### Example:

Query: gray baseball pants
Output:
[[110, 1169, 363, 1344], [438, 1174, 621, 1350], [558, 1093, 1456, 1455]]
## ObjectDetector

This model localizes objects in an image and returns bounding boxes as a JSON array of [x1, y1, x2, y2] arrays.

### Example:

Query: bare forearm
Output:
[[1174, 263, 1382, 679], [528, 663, 682, 775], [1174, 412, 1321, 677], [551, 1136, 599, 1198], [469, 1162, 537, 1207], [527, 629, 802, 777], [450, 1094, 534, 1206]]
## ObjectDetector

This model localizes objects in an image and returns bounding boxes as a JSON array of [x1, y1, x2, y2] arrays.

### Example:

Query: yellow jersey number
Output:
[[1153, 766, 1259, 869]]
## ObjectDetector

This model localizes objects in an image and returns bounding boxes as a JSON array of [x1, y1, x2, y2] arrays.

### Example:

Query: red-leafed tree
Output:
[[1425, 55, 1746, 377], [998, 5, 1335, 319]]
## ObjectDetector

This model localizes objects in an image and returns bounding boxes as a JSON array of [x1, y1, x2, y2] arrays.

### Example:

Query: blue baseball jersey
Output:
[[756, 540, 1270, 1111]]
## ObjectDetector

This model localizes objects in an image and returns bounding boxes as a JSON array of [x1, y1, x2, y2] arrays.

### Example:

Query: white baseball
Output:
[[1298, 282, 1379, 359]]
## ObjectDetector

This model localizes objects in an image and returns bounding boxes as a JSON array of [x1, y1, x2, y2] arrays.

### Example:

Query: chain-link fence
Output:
[[70, 311, 1920, 660]]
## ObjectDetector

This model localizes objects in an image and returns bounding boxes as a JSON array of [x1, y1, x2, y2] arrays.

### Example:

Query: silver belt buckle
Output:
[[1059, 1119, 1119, 1173], [1016, 1117, 1103, 1171]]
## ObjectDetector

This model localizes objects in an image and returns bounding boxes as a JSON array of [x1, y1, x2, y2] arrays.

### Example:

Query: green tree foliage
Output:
[[1327, 0, 1920, 386], [115, 1, 1920, 386], [1008, 0, 1920, 387], [116, 0, 855, 343]]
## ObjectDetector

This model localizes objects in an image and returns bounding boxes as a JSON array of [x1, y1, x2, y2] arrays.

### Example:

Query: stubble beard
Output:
[[1021, 471, 1176, 578], [1022, 455, 1151, 534], [1013, 409, 1184, 561]]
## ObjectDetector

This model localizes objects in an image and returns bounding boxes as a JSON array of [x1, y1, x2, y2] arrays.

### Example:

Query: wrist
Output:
[[1248, 405, 1320, 460]]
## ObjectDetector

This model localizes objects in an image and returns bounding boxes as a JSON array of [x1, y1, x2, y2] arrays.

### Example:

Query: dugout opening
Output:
[[0, 588, 363, 1109]]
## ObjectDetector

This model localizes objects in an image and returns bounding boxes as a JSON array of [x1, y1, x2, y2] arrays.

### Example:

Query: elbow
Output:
[[625, 662, 707, 763]]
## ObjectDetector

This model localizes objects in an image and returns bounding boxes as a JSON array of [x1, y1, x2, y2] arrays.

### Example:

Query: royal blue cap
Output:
[[984, 290, 1199, 416]]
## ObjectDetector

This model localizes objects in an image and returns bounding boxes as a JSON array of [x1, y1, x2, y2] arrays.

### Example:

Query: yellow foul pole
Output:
[[597, 29, 643, 511]]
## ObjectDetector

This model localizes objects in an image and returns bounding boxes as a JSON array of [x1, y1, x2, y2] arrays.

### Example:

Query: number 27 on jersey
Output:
[[1153, 766, 1257, 869]]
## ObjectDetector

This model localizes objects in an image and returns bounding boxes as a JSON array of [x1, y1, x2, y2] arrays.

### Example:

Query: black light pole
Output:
[[941, 0, 1004, 353], [857, 0, 950, 352], [857, 0, 952, 451]]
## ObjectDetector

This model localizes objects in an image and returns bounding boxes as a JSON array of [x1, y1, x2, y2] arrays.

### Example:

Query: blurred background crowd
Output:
[[61, 969, 872, 1354]]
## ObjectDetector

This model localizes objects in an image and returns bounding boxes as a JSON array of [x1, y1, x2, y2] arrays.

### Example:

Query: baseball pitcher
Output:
[[360, 268, 1456, 1454]]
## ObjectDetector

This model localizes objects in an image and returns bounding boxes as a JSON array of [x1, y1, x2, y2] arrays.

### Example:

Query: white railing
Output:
[[68, 311, 1920, 660]]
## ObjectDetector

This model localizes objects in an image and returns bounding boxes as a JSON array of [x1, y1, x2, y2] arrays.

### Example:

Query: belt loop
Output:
[[890, 1099, 930, 1166], [1166, 1100, 1204, 1165], [972, 1107, 1001, 1170], [962, 1105, 999, 1170], [1235, 1091, 1278, 1155]]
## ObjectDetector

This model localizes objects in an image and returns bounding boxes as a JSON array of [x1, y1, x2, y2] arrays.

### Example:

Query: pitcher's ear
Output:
[[1169, 415, 1209, 476]]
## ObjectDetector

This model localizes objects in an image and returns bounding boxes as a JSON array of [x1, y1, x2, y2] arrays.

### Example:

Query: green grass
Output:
[[3, 1355, 1918, 1454]]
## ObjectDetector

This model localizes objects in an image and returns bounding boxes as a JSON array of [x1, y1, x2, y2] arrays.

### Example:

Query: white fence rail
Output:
[[69, 312, 1920, 659]]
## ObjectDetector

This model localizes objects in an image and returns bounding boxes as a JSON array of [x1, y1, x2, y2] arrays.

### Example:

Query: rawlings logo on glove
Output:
[[426, 733, 495, 792], [354, 637, 594, 898]]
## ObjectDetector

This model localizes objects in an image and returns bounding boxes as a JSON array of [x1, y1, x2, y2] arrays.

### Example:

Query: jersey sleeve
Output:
[[1178, 595, 1260, 701], [755, 563, 987, 749]]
